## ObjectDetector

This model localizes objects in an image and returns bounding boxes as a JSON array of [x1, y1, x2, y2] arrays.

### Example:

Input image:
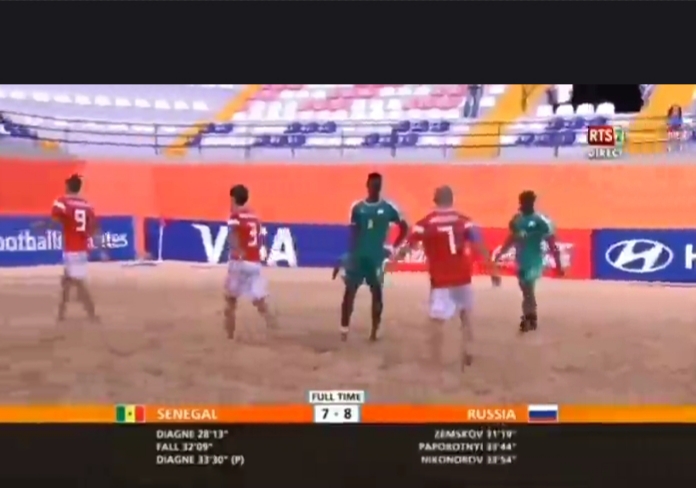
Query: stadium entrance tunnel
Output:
[[572, 85, 643, 114]]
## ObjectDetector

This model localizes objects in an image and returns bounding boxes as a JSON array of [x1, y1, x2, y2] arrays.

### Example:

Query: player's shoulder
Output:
[[60, 195, 91, 209], [230, 208, 258, 225], [534, 212, 552, 224], [381, 198, 399, 209], [508, 212, 523, 229]]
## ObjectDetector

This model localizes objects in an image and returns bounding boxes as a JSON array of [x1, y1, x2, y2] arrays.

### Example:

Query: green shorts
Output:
[[344, 256, 385, 288], [517, 265, 543, 284]]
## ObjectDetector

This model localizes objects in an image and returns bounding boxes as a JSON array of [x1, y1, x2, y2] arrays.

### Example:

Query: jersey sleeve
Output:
[[537, 214, 554, 236], [463, 220, 482, 243], [386, 201, 404, 223], [407, 219, 426, 245], [228, 214, 239, 226], [51, 199, 66, 219]]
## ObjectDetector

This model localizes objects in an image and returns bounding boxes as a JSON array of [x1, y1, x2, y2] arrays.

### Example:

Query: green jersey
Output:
[[509, 212, 554, 268], [350, 199, 402, 260]]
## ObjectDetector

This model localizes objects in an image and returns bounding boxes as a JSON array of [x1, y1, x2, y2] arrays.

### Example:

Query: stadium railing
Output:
[[0, 110, 687, 158]]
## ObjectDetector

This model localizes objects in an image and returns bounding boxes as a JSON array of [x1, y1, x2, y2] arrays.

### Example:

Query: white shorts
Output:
[[63, 252, 89, 280], [429, 285, 473, 320], [225, 260, 268, 301]]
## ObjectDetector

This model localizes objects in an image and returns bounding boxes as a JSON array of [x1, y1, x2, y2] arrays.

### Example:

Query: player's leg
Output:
[[57, 272, 72, 322], [517, 267, 540, 332], [246, 263, 276, 330], [366, 261, 385, 341], [340, 260, 362, 341], [451, 285, 474, 369], [223, 262, 244, 339], [223, 295, 238, 339], [63, 252, 97, 321], [427, 288, 456, 366]]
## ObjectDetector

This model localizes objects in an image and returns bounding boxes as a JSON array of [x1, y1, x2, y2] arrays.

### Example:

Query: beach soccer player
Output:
[[223, 184, 277, 339], [495, 190, 564, 333], [35, 174, 106, 322], [394, 185, 500, 369], [340, 172, 408, 342]]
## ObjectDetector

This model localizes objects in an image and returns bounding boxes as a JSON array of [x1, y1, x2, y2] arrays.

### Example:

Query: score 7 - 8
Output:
[[313, 405, 361, 423]]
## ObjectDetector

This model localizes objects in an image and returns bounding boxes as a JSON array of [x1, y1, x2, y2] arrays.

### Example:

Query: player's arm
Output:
[[228, 216, 242, 258], [388, 202, 409, 249], [465, 223, 498, 272], [348, 202, 361, 254], [33, 200, 65, 230], [540, 216, 563, 275], [89, 213, 104, 248], [88, 212, 109, 260], [331, 258, 343, 280], [494, 217, 517, 263], [393, 221, 423, 260]]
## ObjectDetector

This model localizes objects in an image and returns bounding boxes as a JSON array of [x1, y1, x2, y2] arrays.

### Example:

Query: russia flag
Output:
[[527, 404, 559, 423]]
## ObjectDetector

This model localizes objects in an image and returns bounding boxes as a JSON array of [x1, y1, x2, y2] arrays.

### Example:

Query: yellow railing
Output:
[[0, 110, 688, 158]]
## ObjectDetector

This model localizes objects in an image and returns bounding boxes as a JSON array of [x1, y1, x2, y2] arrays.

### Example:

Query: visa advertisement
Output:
[[0, 215, 137, 267], [592, 229, 696, 283], [143, 218, 349, 267]]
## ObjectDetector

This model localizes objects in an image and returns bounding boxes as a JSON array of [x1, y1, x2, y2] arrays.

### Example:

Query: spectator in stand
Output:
[[667, 104, 683, 153], [463, 84, 483, 118]]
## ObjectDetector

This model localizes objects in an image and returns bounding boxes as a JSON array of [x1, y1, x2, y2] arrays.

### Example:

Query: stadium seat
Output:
[[0, 84, 510, 153]]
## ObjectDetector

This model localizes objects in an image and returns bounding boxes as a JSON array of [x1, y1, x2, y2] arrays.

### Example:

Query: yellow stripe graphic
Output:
[[456, 85, 549, 159], [165, 84, 263, 157]]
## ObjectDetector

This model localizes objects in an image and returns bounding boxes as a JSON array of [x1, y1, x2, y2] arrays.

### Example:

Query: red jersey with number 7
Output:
[[51, 196, 96, 252], [407, 209, 478, 288], [228, 208, 262, 263]]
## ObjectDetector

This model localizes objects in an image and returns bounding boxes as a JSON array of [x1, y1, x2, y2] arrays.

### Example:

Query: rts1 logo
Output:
[[587, 125, 625, 160]]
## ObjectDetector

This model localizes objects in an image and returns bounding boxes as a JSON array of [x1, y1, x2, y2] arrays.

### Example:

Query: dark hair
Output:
[[66, 174, 82, 193], [367, 172, 382, 181], [519, 190, 536, 204], [230, 184, 249, 206], [668, 105, 682, 118]]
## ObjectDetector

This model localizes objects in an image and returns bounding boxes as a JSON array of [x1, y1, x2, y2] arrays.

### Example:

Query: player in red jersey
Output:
[[394, 186, 501, 369], [223, 185, 276, 339], [39, 174, 105, 322]]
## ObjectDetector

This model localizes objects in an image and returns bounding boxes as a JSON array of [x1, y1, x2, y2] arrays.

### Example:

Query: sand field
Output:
[[1, 263, 695, 405]]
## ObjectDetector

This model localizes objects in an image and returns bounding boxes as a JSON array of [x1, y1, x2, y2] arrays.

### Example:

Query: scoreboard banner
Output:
[[0, 423, 693, 485]]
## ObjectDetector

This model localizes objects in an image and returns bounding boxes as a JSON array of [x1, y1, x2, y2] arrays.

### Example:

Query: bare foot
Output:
[[461, 353, 473, 370], [225, 326, 235, 340]]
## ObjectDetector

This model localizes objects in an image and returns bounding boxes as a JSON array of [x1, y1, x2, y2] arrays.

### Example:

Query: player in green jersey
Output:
[[496, 191, 564, 332], [341, 172, 408, 342]]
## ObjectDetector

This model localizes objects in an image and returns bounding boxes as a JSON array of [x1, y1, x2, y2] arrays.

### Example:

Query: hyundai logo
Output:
[[605, 239, 674, 274]]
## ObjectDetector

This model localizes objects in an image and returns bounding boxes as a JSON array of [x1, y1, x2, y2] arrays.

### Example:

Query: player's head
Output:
[[366, 172, 382, 198], [433, 185, 454, 208], [230, 184, 249, 207], [519, 190, 536, 214], [65, 174, 83, 195]]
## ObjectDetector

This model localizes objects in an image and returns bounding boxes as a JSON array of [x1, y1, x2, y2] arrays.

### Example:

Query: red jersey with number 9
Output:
[[51, 196, 96, 252], [228, 208, 262, 263], [407, 209, 477, 288]]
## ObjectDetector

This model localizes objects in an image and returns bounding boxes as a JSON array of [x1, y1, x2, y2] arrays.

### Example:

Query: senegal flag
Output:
[[115, 404, 146, 423]]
